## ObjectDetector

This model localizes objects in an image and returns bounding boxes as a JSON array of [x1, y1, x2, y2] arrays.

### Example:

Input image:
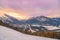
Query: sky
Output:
[[0, 0, 60, 19]]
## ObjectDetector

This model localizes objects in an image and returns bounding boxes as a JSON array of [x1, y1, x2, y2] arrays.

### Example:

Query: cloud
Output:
[[0, 0, 58, 9], [0, 0, 59, 17], [0, 8, 30, 20]]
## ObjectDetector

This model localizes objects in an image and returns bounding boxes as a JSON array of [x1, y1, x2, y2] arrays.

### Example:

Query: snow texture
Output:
[[0, 26, 58, 40]]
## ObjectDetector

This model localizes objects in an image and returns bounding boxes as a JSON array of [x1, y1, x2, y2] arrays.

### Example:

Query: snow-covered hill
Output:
[[0, 26, 58, 40]]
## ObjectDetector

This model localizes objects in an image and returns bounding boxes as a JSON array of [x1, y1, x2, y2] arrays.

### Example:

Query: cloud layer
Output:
[[0, 0, 59, 17]]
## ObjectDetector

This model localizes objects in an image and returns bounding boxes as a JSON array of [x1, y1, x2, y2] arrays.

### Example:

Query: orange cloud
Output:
[[0, 8, 30, 20]]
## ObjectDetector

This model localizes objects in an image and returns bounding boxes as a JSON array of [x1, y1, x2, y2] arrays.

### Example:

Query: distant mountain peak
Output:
[[36, 16, 48, 18], [34, 16, 49, 22], [40, 16, 47, 18]]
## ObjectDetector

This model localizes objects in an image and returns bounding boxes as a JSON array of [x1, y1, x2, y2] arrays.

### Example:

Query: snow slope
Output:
[[0, 26, 58, 40]]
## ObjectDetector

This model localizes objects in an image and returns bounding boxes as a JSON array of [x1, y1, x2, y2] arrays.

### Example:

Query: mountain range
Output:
[[26, 16, 60, 27], [0, 14, 60, 32]]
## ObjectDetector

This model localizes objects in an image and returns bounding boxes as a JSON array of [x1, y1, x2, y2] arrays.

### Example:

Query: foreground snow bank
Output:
[[0, 26, 58, 40]]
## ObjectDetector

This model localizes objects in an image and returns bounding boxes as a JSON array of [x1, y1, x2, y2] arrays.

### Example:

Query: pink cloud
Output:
[[0, 0, 59, 17]]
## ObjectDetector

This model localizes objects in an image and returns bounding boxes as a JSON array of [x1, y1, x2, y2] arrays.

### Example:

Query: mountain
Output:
[[1, 14, 60, 27], [0, 15, 60, 32], [26, 16, 49, 24], [24, 16, 60, 32], [26, 16, 60, 27], [0, 14, 25, 25]]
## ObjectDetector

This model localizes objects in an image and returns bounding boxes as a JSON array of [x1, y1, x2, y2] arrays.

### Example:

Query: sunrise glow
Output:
[[0, 8, 30, 20]]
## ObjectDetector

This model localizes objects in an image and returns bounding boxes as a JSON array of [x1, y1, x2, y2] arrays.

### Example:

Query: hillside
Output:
[[0, 26, 58, 40]]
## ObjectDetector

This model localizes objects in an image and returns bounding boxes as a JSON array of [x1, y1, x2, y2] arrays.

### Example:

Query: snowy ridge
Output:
[[0, 26, 58, 40]]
